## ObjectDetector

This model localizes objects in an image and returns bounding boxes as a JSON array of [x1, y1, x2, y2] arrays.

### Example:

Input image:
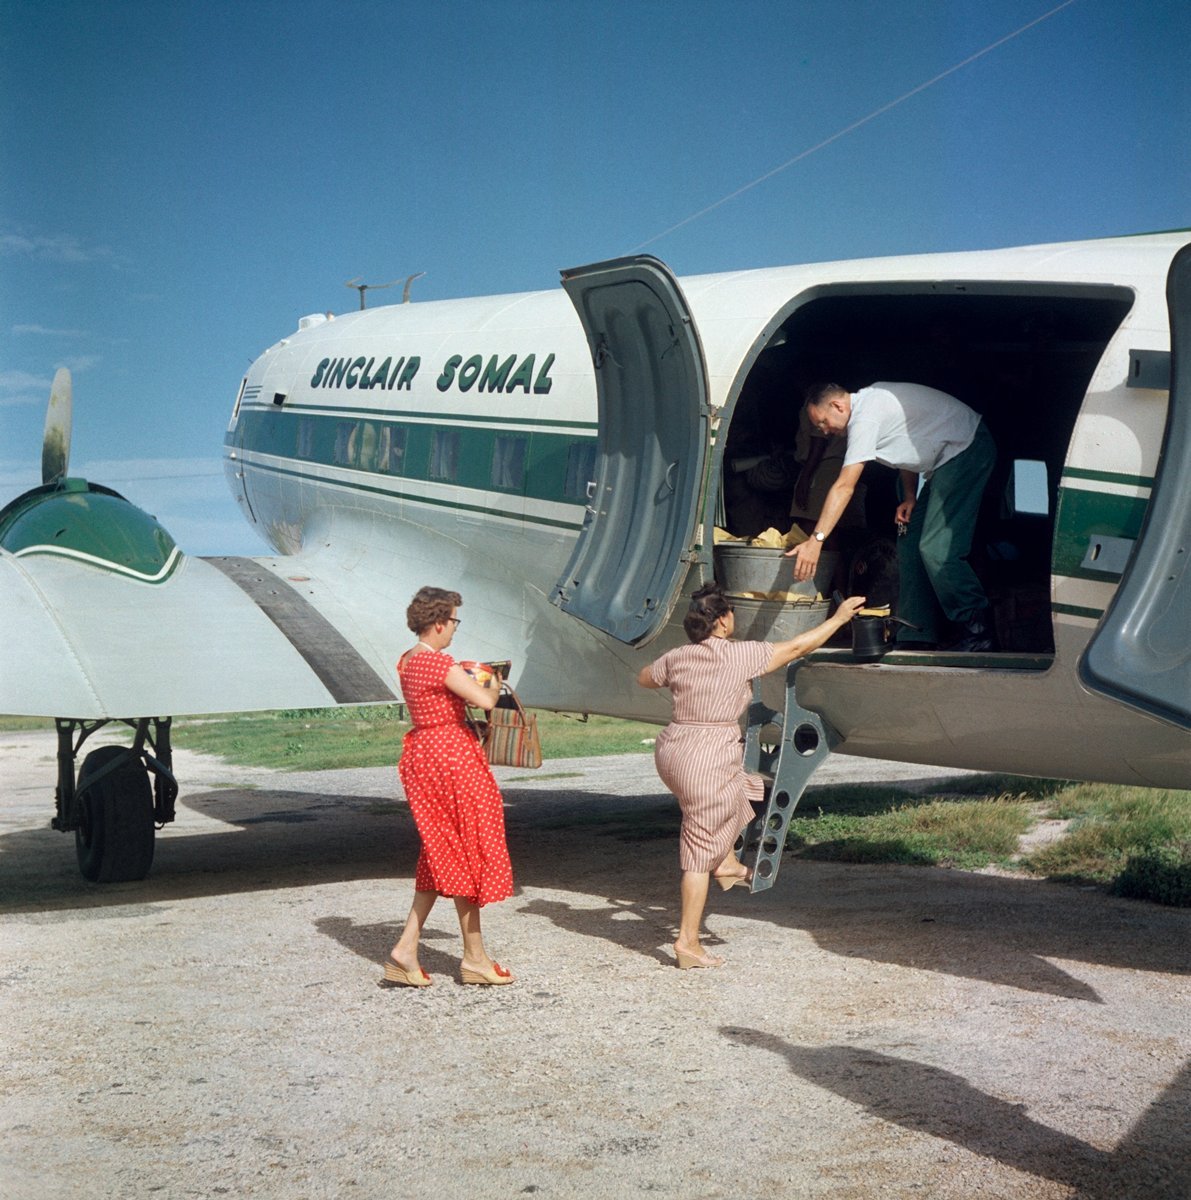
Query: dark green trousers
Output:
[[895, 421, 996, 643]]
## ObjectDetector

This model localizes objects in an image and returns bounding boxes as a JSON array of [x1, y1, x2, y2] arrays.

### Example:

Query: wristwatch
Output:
[[812, 530, 827, 543]]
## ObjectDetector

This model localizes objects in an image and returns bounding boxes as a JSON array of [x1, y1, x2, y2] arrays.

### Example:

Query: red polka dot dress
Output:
[[396, 650, 514, 906]]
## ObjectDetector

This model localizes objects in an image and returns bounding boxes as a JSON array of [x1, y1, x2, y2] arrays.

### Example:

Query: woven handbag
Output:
[[482, 684, 542, 769]]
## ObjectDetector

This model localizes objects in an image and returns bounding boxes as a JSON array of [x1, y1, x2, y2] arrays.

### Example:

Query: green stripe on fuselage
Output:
[[237, 459, 584, 531], [1061, 466, 1155, 488], [262, 400, 597, 431], [231, 407, 596, 507], [1052, 485, 1148, 580]]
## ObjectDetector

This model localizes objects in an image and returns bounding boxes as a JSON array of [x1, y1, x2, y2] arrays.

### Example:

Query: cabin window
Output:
[[296, 417, 316, 460], [429, 429, 459, 481], [333, 420, 361, 467], [357, 422, 380, 472], [1010, 458, 1049, 516], [375, 425, 408, 475], [491, 435, 527, 491], [564, 440, 597, 501]]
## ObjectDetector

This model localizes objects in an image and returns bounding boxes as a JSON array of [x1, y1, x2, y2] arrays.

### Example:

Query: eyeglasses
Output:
[[448, 617, 461, 626]]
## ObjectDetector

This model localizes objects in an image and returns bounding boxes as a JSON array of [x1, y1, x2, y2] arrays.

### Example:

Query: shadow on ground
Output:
[[722, 1028, 1191, 1200], [3, 778, 1187, 1004]]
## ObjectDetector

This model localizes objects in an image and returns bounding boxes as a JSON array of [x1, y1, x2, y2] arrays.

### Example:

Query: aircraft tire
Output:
[[75, 745, 156, 883]]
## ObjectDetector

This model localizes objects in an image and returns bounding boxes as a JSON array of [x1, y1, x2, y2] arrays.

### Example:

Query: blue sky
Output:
[[2, 0, 1187, 555]]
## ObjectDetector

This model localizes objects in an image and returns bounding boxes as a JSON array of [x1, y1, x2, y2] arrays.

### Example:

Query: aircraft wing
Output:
[[0, 549, 400, 719]]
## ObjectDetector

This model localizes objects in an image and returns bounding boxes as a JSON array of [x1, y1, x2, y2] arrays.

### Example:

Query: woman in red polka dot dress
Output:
[[383, 586, 515, 988]]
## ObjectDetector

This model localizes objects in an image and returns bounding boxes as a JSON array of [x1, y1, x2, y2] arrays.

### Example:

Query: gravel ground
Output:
[[1, 729, 1188, 1200]]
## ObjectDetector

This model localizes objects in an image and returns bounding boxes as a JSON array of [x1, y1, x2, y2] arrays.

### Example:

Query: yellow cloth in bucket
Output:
[[745, 524, 808, 549]]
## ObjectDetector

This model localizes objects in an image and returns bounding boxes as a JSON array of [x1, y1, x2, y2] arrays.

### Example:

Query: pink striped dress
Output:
[[649, 638, 774, 871]]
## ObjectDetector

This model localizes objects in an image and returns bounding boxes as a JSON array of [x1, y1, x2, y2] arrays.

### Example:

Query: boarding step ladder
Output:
[[735, 660, 840, 892]]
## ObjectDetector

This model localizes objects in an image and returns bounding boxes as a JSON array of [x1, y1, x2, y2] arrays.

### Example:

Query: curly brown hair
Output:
[[406, 586, 463, 634], [683, 581, 733, 643]]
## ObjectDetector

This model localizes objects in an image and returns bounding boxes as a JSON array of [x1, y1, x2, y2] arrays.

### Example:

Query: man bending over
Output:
[[787, 381, 996, 652]]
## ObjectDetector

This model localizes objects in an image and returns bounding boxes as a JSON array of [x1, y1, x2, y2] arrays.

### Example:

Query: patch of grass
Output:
[[0, 716, 60, 731], [778, 773, 1069, 822], [524, 714, 659, 759], [782, 775, 1191, 905], [789, 795, 1033, 869], [1019, 782, 1191, 904], [169, 709, 403, 770], [162, 706, 658, 771], [940, 774, 1073, 801], [1113, 843, 1191, 906], [0, 707, 658, 769]]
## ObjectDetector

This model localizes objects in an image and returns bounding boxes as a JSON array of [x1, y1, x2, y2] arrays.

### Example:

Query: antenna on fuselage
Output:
[[344, 272, 425, 309], [344, 277, 397, 310]]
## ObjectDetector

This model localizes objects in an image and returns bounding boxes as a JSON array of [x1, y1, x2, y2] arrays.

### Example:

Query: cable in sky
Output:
[[630, 0, 1079, 253]]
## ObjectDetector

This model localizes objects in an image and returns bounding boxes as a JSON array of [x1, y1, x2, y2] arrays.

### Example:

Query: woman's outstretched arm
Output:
[[763, 595, 866, 674]]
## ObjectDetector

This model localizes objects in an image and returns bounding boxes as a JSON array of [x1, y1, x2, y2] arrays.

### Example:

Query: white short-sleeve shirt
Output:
[[842, 382, 981, 479]]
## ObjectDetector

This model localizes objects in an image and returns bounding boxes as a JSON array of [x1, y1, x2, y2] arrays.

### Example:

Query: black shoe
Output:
[[945, 613, 996, 653]]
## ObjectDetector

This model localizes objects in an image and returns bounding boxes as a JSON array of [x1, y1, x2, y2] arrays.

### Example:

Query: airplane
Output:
[[2, 231, 1188, 884]]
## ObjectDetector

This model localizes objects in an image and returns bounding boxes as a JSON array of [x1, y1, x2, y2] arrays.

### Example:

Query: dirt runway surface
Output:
[[1, 729, 1188, 1199]]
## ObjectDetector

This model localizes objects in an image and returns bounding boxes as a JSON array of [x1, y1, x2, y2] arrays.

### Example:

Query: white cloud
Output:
[[75, 458, 227, 486], [0, 230, 122, 266], [0, 361, 97, 406], [0, 458, 228, 492], [0, 463, 40, 492], [0, 369, 50, 407], [0, 369, 52, 392], [12, 324, 88, 337], [59, 355, 103, 374]]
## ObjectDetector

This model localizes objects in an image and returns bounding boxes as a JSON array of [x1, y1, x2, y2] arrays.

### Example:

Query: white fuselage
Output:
[[224, 235, 1191, 788]]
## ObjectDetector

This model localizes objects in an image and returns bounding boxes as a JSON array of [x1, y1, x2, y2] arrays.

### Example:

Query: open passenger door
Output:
[[1079, 243, 1191, 729], [551, 256, 712, 645]]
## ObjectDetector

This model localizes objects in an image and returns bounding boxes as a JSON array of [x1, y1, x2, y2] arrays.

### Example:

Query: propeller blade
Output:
[[42, 367, 73, 486]]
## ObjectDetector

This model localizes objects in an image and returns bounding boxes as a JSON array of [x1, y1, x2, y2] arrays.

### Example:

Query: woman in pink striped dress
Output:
[[639, 582, 865, 970]]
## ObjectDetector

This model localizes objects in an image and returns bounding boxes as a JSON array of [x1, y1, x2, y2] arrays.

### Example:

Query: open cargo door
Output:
[[1079, 243, 1191, 729], [551, 256, 712, 645]]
